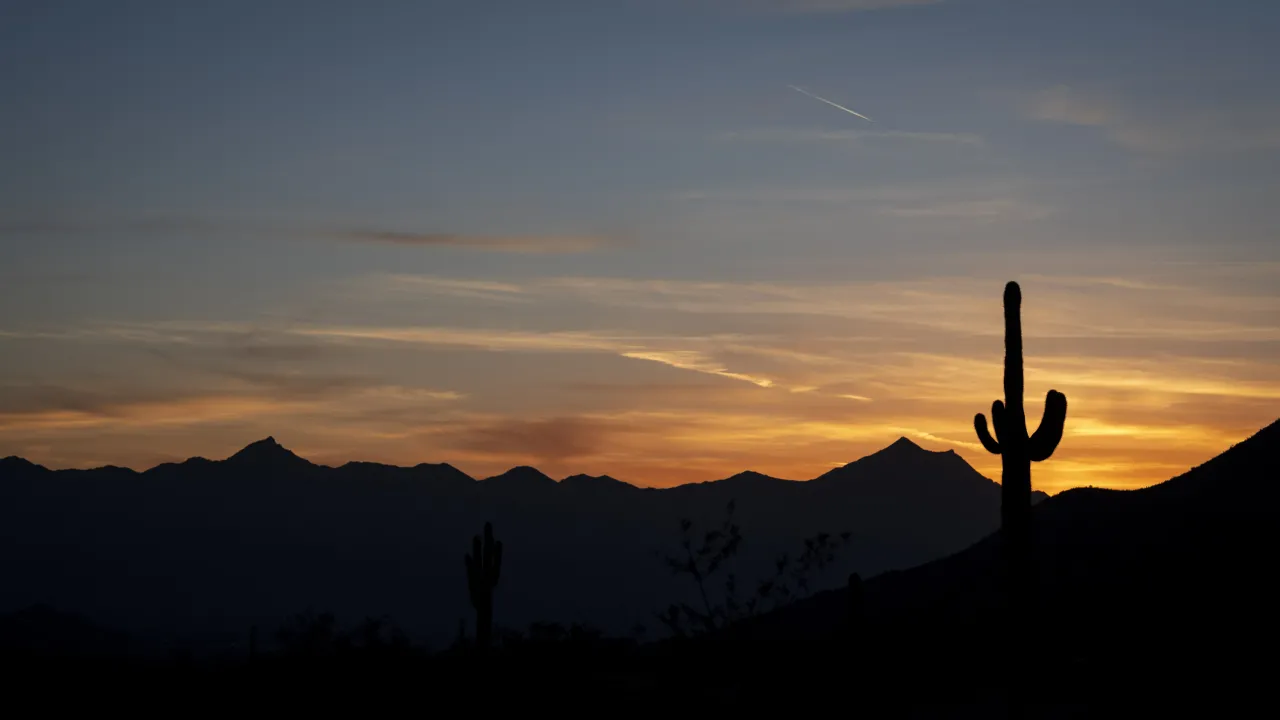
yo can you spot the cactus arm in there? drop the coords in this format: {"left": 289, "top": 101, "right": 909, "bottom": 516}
{"left": 1028, "top": 390, "right": 1068, "bottom": 462}
{"left": 991, "top": 400, "right": 1009, "bottom": 441}
{"left": 975, "top": 413, "right": 1002, "bottom": 455}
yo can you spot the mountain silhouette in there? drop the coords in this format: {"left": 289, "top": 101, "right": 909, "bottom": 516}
{"left": 724, "top": 418, "right": 1280, "bottom": 704}
{"left": 482, "top": 465, "right": 557, "bottom": 486}
{"left": 226, "top": 436, "right": 305, "bottom": 465}
{"left": 1, "top": 435, "right": 1036, "bottom": 652}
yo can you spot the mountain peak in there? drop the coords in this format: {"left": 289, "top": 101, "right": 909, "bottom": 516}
{"left": 813, "top": 434, "right": 979, "bottom": 485}
{"left": 561, "top": 473, "right": 618, "bottom": 484}
{"left": 482, "top": 466, "right": 556, "bottom": 486}
{"left": 724, "top": 470, "right": 782, "bottom": 483}
{"left": 0, "top": 455, "right": 45, "bottom": 473}
{"left": 226, "top": 437, "right": 310, "bottom": 467}
{"left": 560, "top": 474, "right": 639, "bottom": 492}
{"left": 888, "top": 436, "right": 924, "bottom": 452}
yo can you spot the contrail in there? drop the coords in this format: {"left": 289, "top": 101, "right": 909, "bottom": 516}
{"left": 788, "top": 84, "right": 873, "bottom": 123}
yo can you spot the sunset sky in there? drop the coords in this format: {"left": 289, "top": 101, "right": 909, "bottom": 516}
{"left": 2, "top": 0, "right": 1277, "bottom": 493}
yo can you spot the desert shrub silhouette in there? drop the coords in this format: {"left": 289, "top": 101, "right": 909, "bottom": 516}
{"left": 657, "top": 500, "right": 852, "bottom": 637}
{"left": 465, "top": 521, "right": 503, "bottom": 651}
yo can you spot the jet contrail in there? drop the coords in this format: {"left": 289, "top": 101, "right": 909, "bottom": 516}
{"left": 788, "top": 84, "right": 873, "bottom": 123}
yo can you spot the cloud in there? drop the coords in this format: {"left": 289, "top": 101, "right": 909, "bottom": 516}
{"left": 619, "top": 350, "right": 775, "bottom": 388}
{"left": 1028, "top": 84, "right": 1280, "bottom": 155}
{"left": 879, "top": 198, "right": 1053, "bottom": 220}
{"left": 0, "top": 395, "right": 312, "bottom": 432}
{"left": 1028, "top": 85, "right": 1113, "bottom": 128}
{"left": 0, "top": 381, "right": 462, "bottom": 434}
{"left": 20, "top": 262, "right": 1278, "bottom": 357}
{"left": 0, "top": 214, "right": 235, "bottom": 238}
{"left": 343, "top": 231, "right": 605, "bottom": 254}
{"left": 524, "top": 274, "right": 1280, "bottom": 342}
{"left": 0, "top": 384, "right": 191, "bottom": 417}
{"left": 445, "top": 417, "right": 612, "bottom": 464}
{"left": 361, "top": 276, "right": 531, "bottom": 304}
{"left": 287, "top": 324, "right": 781, "bottom": 388}
{"left": 216, "top": 369, "right": 381, "bottom": 401}
{"left": 726, "top": 0, "right": 944, "bottom": 12}
{"left": 720, "top": 129, "right": 983, "bottom": 146}
{"left": 670, "top": 181, "right": 1049, "bottom": 223}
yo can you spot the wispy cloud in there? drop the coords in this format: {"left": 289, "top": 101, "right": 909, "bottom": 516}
{"left": 0, "top": 214, "right": 238, "bottom": 237}
{"left": 378, "top": 273, "right": 1275, "bottom": 343}
{"left": 370, "top": 276, "right": 530, "bottom": 303}
{"left": 726, "top": 0, "right": 944, "bottom": 13}
{"left": 1028, "top": 84, "right": 1280, "bottom": 155}
{"left": 1029, "top": 85, "right": 1113, "bottom": 128}
{"left": 620, "top": 350, "right": 775, "bottom": 388}
{"left": 879, "top": 198, "right": 1053, "bottom": 220}
{"left": 343, "top": 231, "right": 606, "bottom": 254}
{"left": 671, "top": 181, "right": 1049, "bottom": 222}
{"left": 0, "top": 383, "right": 462, "bottom": 433}
{"left": 0, "top": 395, "right": 318, "bottom": 432}
{"left": 288, "top": 325, "right": 781, "bottom": 388}
{"left": 20, "top": 267, "right": 1279, "bottom": 350}
{"left": 720, "top": 128, "right": 983, "bottom": 146}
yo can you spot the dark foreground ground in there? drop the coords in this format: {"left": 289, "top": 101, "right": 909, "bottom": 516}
{"left": 3, "top": 615, "right": 1267, "bottom": 717}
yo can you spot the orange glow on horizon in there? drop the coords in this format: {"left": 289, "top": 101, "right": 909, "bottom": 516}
{"left": 1, "top": 269, "right": 1276, "bottom": 495}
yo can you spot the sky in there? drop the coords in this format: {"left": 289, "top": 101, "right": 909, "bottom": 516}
{"left": 1, "top": 0, "right": 1278, "bottom": 493}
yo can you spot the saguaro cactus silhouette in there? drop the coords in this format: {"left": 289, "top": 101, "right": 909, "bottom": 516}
{"left": 465, "top": 521, "right": 503, "bottom": 650}
{"left": 973, "top": 282, "right": 1067, "bottom": 672}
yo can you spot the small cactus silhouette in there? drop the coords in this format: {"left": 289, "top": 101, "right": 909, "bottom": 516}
{"left": 973, "top": 282, "right": 1066, "bottom": 697}
{"left": 465, "top": 521, "right": 503, "bottom": 651}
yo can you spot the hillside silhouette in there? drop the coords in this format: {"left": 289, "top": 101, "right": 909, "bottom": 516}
{"left": 717, "top": 417, "right": 1280, "bottom": 706}
{"left": 4, "top": 420, "right": 1275, "bottom": 711}
{"left": 0, "top": 434, "right": 1034, "bottom": 653}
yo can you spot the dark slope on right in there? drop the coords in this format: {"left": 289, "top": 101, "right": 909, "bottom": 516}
{"left": 732, "top": 418, "right": 1280, "bottom": 699}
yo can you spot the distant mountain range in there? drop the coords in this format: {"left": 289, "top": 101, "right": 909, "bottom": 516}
{"left": 0, "top": 435, "right": 1036, "bottom": 652}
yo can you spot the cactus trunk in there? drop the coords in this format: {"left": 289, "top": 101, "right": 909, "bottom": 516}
{"left": 974, "top": 282, "right": 1068, "bottom": 710}
{"left": 1000, "top": 284, "right": 1034, "bottom": 623}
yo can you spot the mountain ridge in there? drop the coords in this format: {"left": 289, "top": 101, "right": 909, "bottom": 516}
{"left": 2, "top": 433, "right": 1033, "bottom": 495}
{"left": 0, "top": 431, "right": 1026, "bottom": 648}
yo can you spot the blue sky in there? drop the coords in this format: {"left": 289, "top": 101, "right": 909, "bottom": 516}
{"left": 2, "top": 0, "right": 1278, "bottom": 490}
